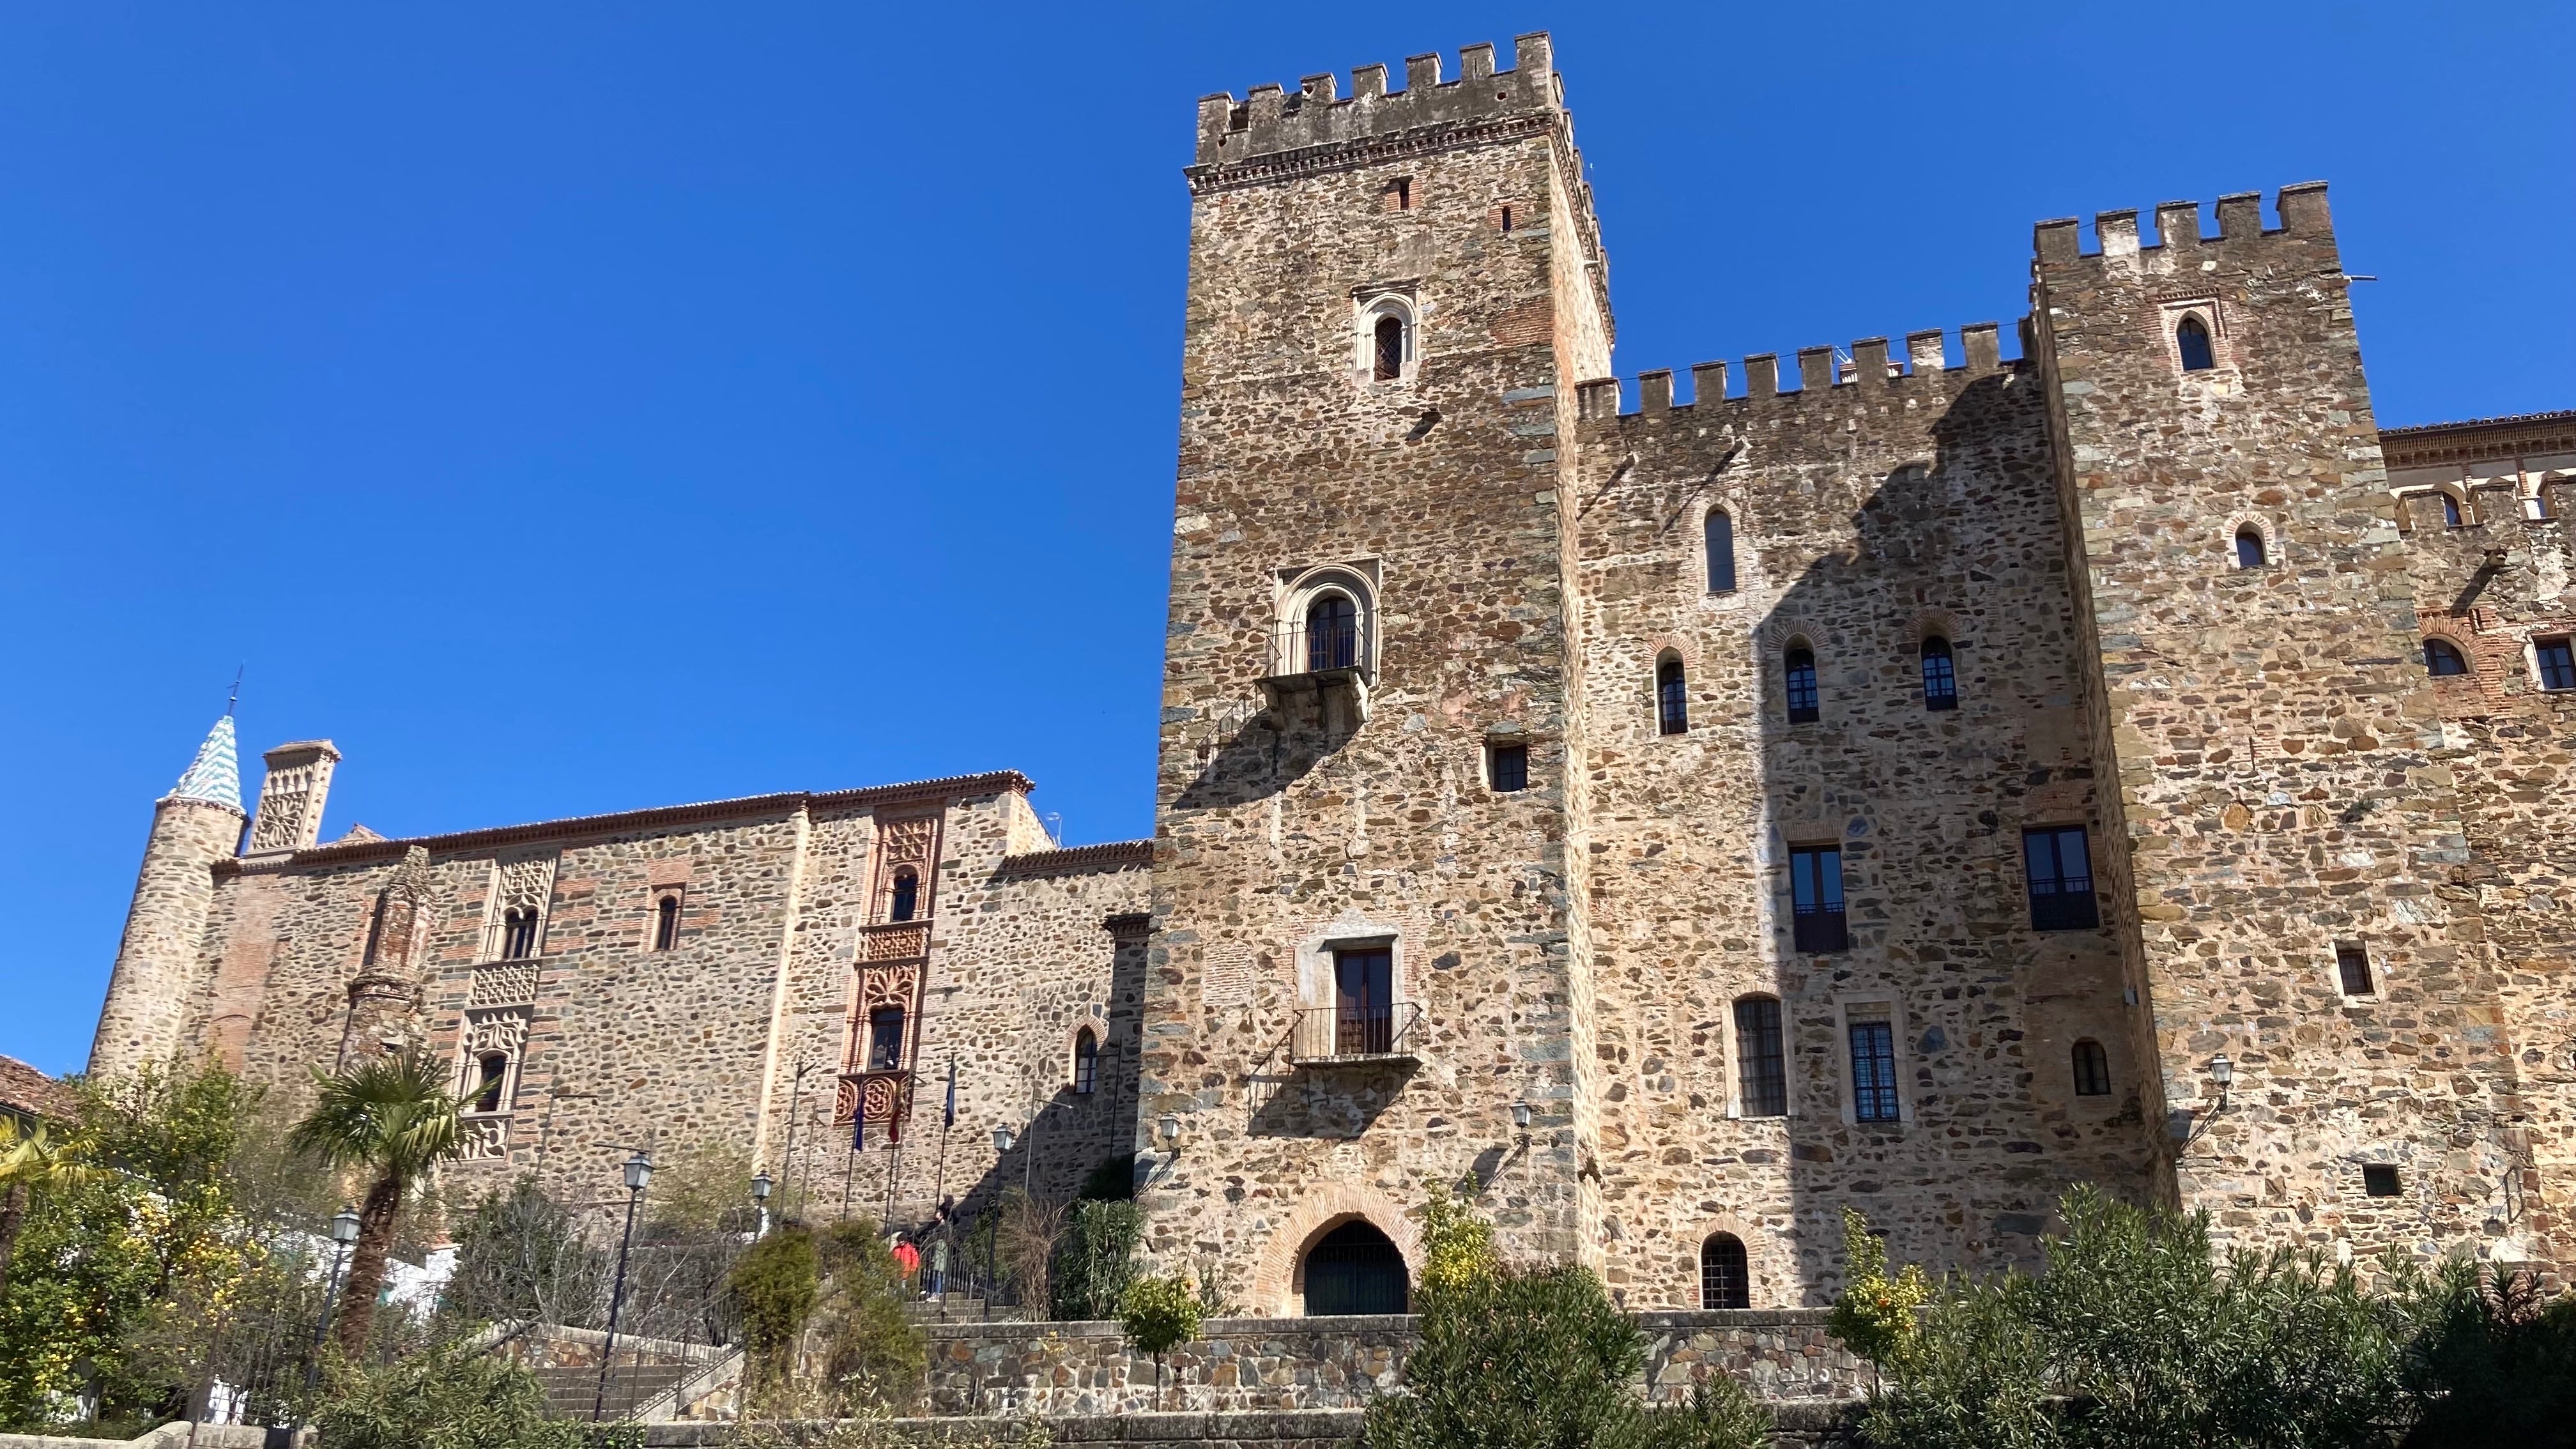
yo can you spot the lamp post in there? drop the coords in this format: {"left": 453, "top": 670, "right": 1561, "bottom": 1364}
{"left": 300, "top": 1207, "right": 362, "bottom": 1388}
{"left": 1510, "top": 1098, "right": 1533, "bottom": 1140}
{"left": 751, "top": 1170, "right": 774, "bottom": 1239}
{"left": 591, "top": 1149, "right": 654, "bottom": 1423}
{"left": 2209, "top": 1053, "right": 2235, "bottom": 1110}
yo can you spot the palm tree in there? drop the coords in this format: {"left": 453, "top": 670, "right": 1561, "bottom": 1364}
{"left": 288, "top": 1051, "right": 467, "bottom": 1355}
{"left": 0, "top": 1118, "right": 94, "bottom": 1302}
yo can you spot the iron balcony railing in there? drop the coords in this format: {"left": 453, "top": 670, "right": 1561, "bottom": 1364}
{"left": 1791, "top": 904, "right": 1849, "bottom": 954}
{"left": 1287, "top": 1000, "right": 1423, "bottom": 1064}
{"left": 1266, "top": 618, "right": 1372, "bottom": 680}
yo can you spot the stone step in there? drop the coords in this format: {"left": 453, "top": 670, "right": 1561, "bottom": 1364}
{"left": 530, "top": 1361, "right": 693, "bottom": 1420}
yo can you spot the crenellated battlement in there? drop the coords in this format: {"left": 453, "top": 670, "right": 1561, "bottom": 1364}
{"left": 1572, "top": 322, "right": 2011, "bottom": 430}
{"left": 2032, "top": 181, "right": 2336, "bottom": 269}
{"left": 1190, "top": 34, "right": 1560, "bottom": 179}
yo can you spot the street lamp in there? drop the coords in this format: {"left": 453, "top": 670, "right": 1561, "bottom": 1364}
{"left": 2209, "top": 1054, "right": 2235, "bottom": 1110}
{"left": 288, "top": 1204, "right": 364, "bottom": 1438}
{"left": 592, "top": 1149, "right": 654, "bottom": 1422}
{"left": 750, "top": 1170, "right": 774, "bottom": 1238}
{"left": 1158, "top": 1114, "right": 1179, "bottom": 1146}
{"left": 1510, "top": 1099, "right": 1533, "bottom": 1135}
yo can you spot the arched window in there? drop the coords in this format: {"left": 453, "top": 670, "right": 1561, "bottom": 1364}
{"left": 2175, "top": 314, "right": 2215, "bottom": 372}
{"left": 1302, "top": 1220, "right": 1407, "bottom": 1315}
{"left": 1732, "top": 996, "right": 1786, "bottom": 1117}
{"left": 2441, "top": 493, "right": 2465, "bottom": 528}
{"left": 471, "top": 1052, "right": 509, "bottom": 1114}
{"left": 2424, "top": 639, "right": 2469, "bottom": 677}
{"left": 1699, "top": 1233, "right": 1751, "bottom": 1310}
{"left": 1920, "top": 637, "right": 1958, "bottom": 712}
{"left": 866, "top": 1006, "right": 907, "bottom": 1071}
{"left": 1373, "top": 314, "right": 1406, "bottom": 381}
{"left": 1655, "top": 656, "right": 1689, "bottom": 735}
{"left": 889, "top": 868, "right": 919, "bottom": 923}
{"left": 2234, "top": 526, "right": 2266, "bottom": 569}
{"left": 1704, "top": 509, "right": 1736, "bottom": 593}
{"left": 2071, "top": 1039, "right": 2111, "bottom": 1097}
{"left": 500, "top": 907, "right": 539, "bottom": 961}
{"left": 1072, "top": 1028, "right": 1099, "bottom": 1095}
{"left": 1784, "top": 647, "right": 1820, "bottom": 723}
{"left": 653, "top": 894, "right": 681, "bottom": 951}
{"left": 1307, "top": 594, "right": 1359, "bottom": 671}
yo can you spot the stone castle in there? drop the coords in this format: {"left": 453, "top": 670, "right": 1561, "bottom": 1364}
{"left": 89, "top": 33, "right": 2576, "bottom": 1315}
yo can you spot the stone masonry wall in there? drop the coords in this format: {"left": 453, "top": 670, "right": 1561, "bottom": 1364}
{"left": 1568, "top": 339, "right": 2152, "bottom": 1306}
{"left": 91, "top": 796, "right": 243, "bottom": 1080}
{"left": 2032, "top": 188, "right": 2533, "bottom": 1264}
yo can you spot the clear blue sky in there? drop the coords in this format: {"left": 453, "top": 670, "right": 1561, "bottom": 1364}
{"left": 4, "top": 4, "right": 2567, "bottom": 1075}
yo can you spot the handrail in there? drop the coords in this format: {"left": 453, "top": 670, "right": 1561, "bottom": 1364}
{"left": 1286, "top": 1001, "right": 1423, "bottom": 1063}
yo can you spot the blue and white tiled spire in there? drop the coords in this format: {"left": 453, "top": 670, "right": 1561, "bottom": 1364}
{"left": 166, "top": 715, "right": 243, "bottom": 811}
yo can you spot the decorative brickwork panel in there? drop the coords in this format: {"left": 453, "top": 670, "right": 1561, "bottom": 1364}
{"left": 860, "top": 924, "right": 928, "bottom": 962}
{"left": 469, "top": 962, "right": 539, "bottom": 1006}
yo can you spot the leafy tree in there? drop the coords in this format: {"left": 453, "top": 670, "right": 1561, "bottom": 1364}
{"left": 2391, "top": 1257, "right": 2576, "bottom": 1448}
{"left": 1118, "top": 1271, "right": 1202, "bottom": 1397}
{"left": 728, "top": 1227, "right": 821, "bottom": 1393}
{"left": 1365, "top": 1264, "right": 1643, "bottom": 1449}
{"left": 0, "top": 1119, "right": 95, "bottom": 1303}
{"left": 286, "top": 1052, "right": 467, "bottom": 1356}
{"left": 312, "top": 1337, "right": 586, "bottom": 1449}
{"left": 1414, "top": 1177, "right": 1498, "bottom": 1297}
{"left": 1827, "top": 1209, "right": 1929, "bottom": 1374}
{"left": 440, "top": 1175, "right": 610, "bottom": 1331}
{"left": 1054, "top": 1198, "right": 1142, "bottom": 1321}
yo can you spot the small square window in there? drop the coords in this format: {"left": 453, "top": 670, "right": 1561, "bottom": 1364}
{"left": 1384, "top": 177, "right": 1413, "bottom": 211}
{"left": 2335, "top": 944, "right": 2374, "bottom": 997}
{"left": 2362, "top": 1164, "right": 2401, "bottom": 1197}
{"left": 1488, "top": 742, "right": 1529, "bottom": 793}
{"left": 2538, "top": 638, "right": 2576, "bottom": 692}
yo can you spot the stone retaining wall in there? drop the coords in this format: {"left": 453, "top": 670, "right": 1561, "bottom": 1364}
{"left": 916, "top": 1310, "right": 1863, "bottom": 1415}
{"left": 641, "top": 1402, "right": 1861, "bottom": 1449}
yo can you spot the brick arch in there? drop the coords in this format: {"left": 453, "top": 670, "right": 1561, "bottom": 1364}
{"left": 1685, "top": 1216, "right": 1761, "bottom": 1308}
{"left": 2224, "top": 512, "right": 2281, "bottom": 564}
{"left": 1245, "top": 1183, "right": 1419, "bottom": 1316}
{"left": 1754, "top": 614, "right": 1824, "bottom": 654}
{"left": 1906, "top": 608, "right": 1963, "bottom": 647}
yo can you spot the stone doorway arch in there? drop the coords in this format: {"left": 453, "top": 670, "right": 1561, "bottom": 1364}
{"left": 1247, "top": 1183, "right": 1420, "bottom": 1316}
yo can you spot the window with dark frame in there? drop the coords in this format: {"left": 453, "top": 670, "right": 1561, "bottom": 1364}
{"left": 653, "top": 893, "right": 681, "bottom": 951}
{"left": 2336, "top": 944, "right": 2375, "bottom": 997}
{"left": 2023, "top": 827, "right": 2100, "bottom": 931}
{"left": 1784, "top": 647, "right": 1820, "bottom": 723}
{"left": 1699, "top": 1234, "right": 1751, "bottom": 1310}
{"left": 1790, "top": 846, "right": 1848, "bottom": 953}
{"left": 2442, "top": 493, "right": 2465, "bottom": 528}
{"left": 1072, "top": 1028, "right": 1099, "bottom": 1094}
{"left": 1308, "top": 594, "right": 1360, "bottom": 671}
{"left": 2363, "top": 1164, "right": 2401, "bottom": 1198}
{"left": 2424, "top": 639, "right": 2469, "bottom": 677}
{"left": 500, "top": 907, "right": 539, "bottom": 961}
{"left": 2235, "top": 528, "right": 2266, "bottom": 569}
{"left": 472, "top": 1053, "right": 509, "bottom": 1114}
{"left": 1373, "top": 314, "right": 1405, "bottom": 381}
{"left": 2538, "top": 638, "right": 2576, "bottom": 691}
{"left": 1332, "top": 946, "right": 1395, "bottom": 1055}
{"left": 1848, "top": 1018, "right": 1899, "bottom": 1123}
{"left": 1733, "top": 996, "right": 1787, "bottom": 1117}
{"left": 2175, "top": 314, "right": 2215, "bottom": 371}
{"left": 1657, "top": 657, "right": 1689, "bottom": 735}
{"left": 1489, "top": 742, "right": 1529, "bottom": 793}
{"left": 1920, "top": 637, "right": 1958, "bottom": 712}
{"left": 889, "top": 868, "right": 920, "bottom": 923}
{"left": 1705, "top": 509, "right": 1736, "bottom": 593}
{"left": 2072, "top": 1039, "right": 2112, "bottom": 1097}
{"left": 866, "top": 1006, "right": 907, "bottom": 1071}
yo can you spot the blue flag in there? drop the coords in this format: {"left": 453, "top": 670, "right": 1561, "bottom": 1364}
{"left": 852, "top": 1111, "right": 866, "bottom": 1151}
{"left": 942, "top": 1059, "right": 957, "bottom": 1128}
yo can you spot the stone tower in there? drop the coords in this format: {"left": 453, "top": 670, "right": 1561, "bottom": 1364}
{"left": 91, "top": 716, "right": 247, "bottom": 1078}
{"left": 2030, "top": 189, "right": 2538, "bottom": 1257}
{"left": 1137, "top": 34, "right": 1615, "bottom": 1310}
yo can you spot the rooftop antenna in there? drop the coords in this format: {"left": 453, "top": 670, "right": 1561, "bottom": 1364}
{"left": 227, "top": 665, "right": 243, "bottom": 717}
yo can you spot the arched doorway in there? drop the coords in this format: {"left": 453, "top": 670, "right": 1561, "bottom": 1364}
{"left": 1301, "top": 1220, "right": 1408, "bottom": 1315}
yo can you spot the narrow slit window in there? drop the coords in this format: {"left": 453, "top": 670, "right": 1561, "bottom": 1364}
{"left": 1699, "top": 1234, "right": 1751, "bottom": 1310}
{"left": 888, "top": 868, "right": 919, "bottom": 923}
{"left": 2175, "top": 314, "right": 2215, "bottom": 372}
{"left": 1790, "top": 846, "right": 1848, "bottom": 953}
{"left": 1704, "top": 509, "right": 1736, "bottom": 593}
{"left": 500, "top": 907, "right": 540, "bottom": 961}
{"left": 1072, "top": 1028, "right": 1099, "bottom": 1095}
{"left": 1488, "top": 742, "right": 1529, "bottom": 793}
{"left": 1784, "top": 647, "right": 1820, "bottom": 723}
{"left": 2336, "top": 944, "right": 2375, "bottom": 997}
{"left": 2235, "top": 527, "right": 2267, "bottom": 569}
{"left": 1848, "top": 1018, "right": 1899, "bottom": 1123}
{"left": 2023, "top": 827, "right": 2100, "bottom": 931}
{"left": 2540, "top": 638, "right": 2576, "bottom": 691}
{"left": 471, "top": 1053, "right": 509, "bottom": 1114}
{"left": 1656, "top": 657, "right": 1689, "bottom": 735}
{"left": 1498, "top": 204, "right": 1513, "bottom": 234}
{"left": 2442, "top": 493, "right": 2465, "bottom": 528}
{"left": 1920, "top": 637, "right": 1958, "bottom": 712}
{"left": 1733, "top": 996, "right": 1786, "bottom": 1117}
{"left": 2423, "top": 639, "right": 2468, "bottom": 677}
{"left": 866, "top": 1006, "right": 907, "bottom": 1071}
{"left": 2072, "top": 1039, "right": 2111, "bottom": 1097}
{"left": 653, "top": 893, "right": 681, "bottom": 951}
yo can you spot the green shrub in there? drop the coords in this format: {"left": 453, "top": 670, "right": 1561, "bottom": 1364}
{"left": 2393, "top": 1257, "right": 2576, "bottom": 1448}
{"left": 1365, "top": 1263, "right": 1643, "bottom": 1449}
{"left": 1054, "top": 1199, "right": 1143, "bottom": 1321}
{"left": 1119, "top": 1271, "right": 1203, "bottom": 1361}
{"left": 812, "top": 1220, "right": 926, "bottom": 1414}
{"left": 1598, "top": 1381, "right": 1771, "bottom": 1449}
{"left": 728, "top": 1228, "right": 820, "bottom": 1390}
{"left": 1414, "top": 1178, "right": 1498, "bottom": 1297}
{"left": 314, "top": 1338, "right": 585, "bottom": 1449}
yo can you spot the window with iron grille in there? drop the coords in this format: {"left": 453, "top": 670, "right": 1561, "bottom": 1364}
{"left": 2336, "top": 944, "right": 2375, "bottom": 997}
{"left": 1920, "top": 637, "right": 1958, "bottom": 712}
{"left": 1307, "top": 594, "right": 1360, "bottom": 671}
{"left": 1656, "top": 657, "right": 1689, "bottom": 735}
{"left": 1489, "top": 742, "right": 1529, "bottom": 793}
{"left": 2023, "top": 827, "right": 2099, "bottom": 931}
{"left": 1699, "top": 1234, "right": 1750, "bottom": 1309}
{"left": 2539, "top": 638, "right": 2576, "bottom": 691}
{"left": 1784, "top": 647, "right": 1819, "bottom": 723}
{"left": 2072, "top": 1039, "right": 2111, "bottom": 1097}
{"left": 1733, "top": 996, "right": 1786, "bottom": 1117}
{"left": 1790, "top": 846, "right": 1847, "bottom": 953}
{"left": 500, "top": 907, "right": 540, "bottom": 961}
{"left": 1848, "top": 1018, "right": 1899, "bottom": 1123}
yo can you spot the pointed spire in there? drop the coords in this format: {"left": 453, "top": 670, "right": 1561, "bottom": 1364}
{"left": 167, "top": 715, "right": 244, "bottom": 812}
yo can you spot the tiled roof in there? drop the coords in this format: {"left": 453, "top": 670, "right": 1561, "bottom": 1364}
{"left": 167, "top": 715, "right": 243, "bottom": 812}
{"left": 0, "top": 1055, "right": 75, "bottom": 1123}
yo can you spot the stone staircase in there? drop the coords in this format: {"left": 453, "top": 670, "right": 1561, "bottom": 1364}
{"left": 530, "top": 1360, "right": 696, "bottom": 1421}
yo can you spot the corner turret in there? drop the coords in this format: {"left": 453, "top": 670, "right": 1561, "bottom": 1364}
{"left": 89, "top": 717, "right": 249, "bottom": 1078}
